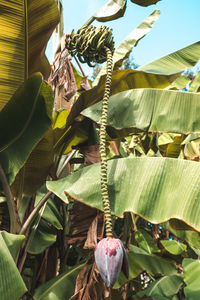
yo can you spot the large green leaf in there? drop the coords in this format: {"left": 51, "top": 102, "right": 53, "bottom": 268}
{"left": 26, "top": 218, "right": 57, "bottom": 254}
{"left": 138, "top": 42, "right": 200, "bottom": 75}
{"left": 135, "top": 229, "right": 160, "bottom": 254}
{"left": 130, "top": 0, "right": 161, "bottom": 6}
{"left": 94, "top": 0, "right": 126, "bottom": 22}
{"left": 0, "top": 73, "right": 54, "bottom": 185}
{"left": 183, "top": 258, "right": 200, "bottom": 299}
{"left": 34, "top": 264, "right": 84, "bottom": 300}
{"left": 26, "top": 186, "right": 62, "bottom": 254}
{"left": 160, "top": 240, "right": 187, "bottom": 255}
{"left": 11, "top": 129, "right": 54, "bottom": 196}
{"left": 93, "top": 9, "right": 160, "bottom": 86}
{"left": 115, "top": 245, "right": 177, "bottom": 289}
{"left": 161, "top": 222, "right": 200, "bottom": 256}
{"left": 0, "top": 0, "right": 59, "bottom": 110}
{"left": 47, "top": 157, "right": 200, "bottom": 232}
{"left": 0, "top": 232, "right": 27, "bottom": 300}
{"left": 137, "top": 275, "right": 183, "bottom": 299}
{"left": 1, "top": 231, "right": 25, "bottom": 261}
{"left": 82, "top": 88, "right": 200, "bottom": 138}
{"left": 66, "top": 71, "right": 177, "bottom": 128}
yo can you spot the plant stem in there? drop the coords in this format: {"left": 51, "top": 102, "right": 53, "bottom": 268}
{"left": 19, "top": 150, "right": 76, "bottom": 235}
{"left": 0, "top": 164, "right": 21, "bottom": 233}
{"left": 82, "top": 16, "right": 95, "bottom": 27}
{"left": 74, "top": 55, "right": 86, "bottom": 77}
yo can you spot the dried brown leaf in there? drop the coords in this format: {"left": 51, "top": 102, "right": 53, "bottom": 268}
{"left": 67, "top": 202, "right": 104, "bottom": 247}
{"left": 70, "top": 260, "right": 104, "bottom": 300}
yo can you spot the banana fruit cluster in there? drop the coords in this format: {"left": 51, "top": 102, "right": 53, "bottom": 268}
{"left": 65, "top": 25, "right": 114, "bottom": 67}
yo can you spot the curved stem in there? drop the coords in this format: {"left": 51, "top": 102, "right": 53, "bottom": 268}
{"left": 0, "top": 164, "right": 21, "bottom": 233}
{"left": 19, "top": 150, "right": 76, "bottom": 235}
{"left": 99, "top": 47, "right": 113, "bottom": 238}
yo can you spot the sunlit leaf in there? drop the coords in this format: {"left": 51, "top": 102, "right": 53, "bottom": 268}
{"left": 130, "top": 0, "right": 161, "bottom": 6}
{"left": 115, "top": 245, "right": 177, "bottom": 288}
{"left": 160, "top": 240, "right": 187, "bottom": 255}
{"left": 166, "top": 75, "right": 191, "bottom": 90}
{"left": 33, "top": 264, "right": 84, "bottom": 300}
{"left": 183, "top": 258, "right": 200, "bottom": 299}
{"left": 66, "top": 70, "right": 177, "bottom": 128}
{"left": 82, "top": 89, "right": 200, "bottom": 139}
{"left": 47, "top": 157, "right": 200, "bottom": 232}
{"left": 93, "top": 9, "right": 160, "bottom": 85}
{"left": 138, "top": 42, "right": 200, "bottom": 75}
{"left": 137, "top": 275, "right": 183, "bottom": 299}
{"left": 94, "top": 0, "right": 126, "bottom": 22}
{"left": 189, "top": 70, "right": 200, "bottom": 92}
{"left": 0, "top": 0, "right": 59, "bottom": 109}
{"left": 135, "top": 229, "right": 160, "bottom": 254}
{"left": 0, "top": 233, "right": 27, "bottom": 300}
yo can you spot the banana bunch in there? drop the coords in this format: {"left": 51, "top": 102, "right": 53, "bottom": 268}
{"left": 65, "top": 25, "right": 114, "bottom": 67}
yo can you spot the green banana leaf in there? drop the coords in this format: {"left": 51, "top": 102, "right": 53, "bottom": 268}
{"left": 189, "top": 70, "right": 200, "bottom": 92}
{"left": 26, "top": 186, "right": 62, "bottom": 254}
{"left": 11, "top": 129, "right": 54, "bottom": 197}
{"left": 166, "top": 75, "right": 191, "bottom": 90}
{"left": 115, "top": 244, "right": 177, "bottom": 289}
{"left": 47, "top": 156, "right": 200, "bottom": 232}
{"left": 138, "top": 42, "right": 200, "bottom": 75}
{"left": 1, "top": 231, "right": 25, "bottom": 261}
{"left": 33, "top": 264, "right": 84, "bottom": 300}
{"left": 183, "top": 258, "right": 200, "bottom": 299}
{"left": 94, "top": 0, "right": 126, "bottom": 22}
{"left": 0, "top": 73, "right": 54, "bottom": 185}
{"left": 0, "top": 0, "right": 59, "bottom": 110}
{"left": 135, "top": 229, "right": 160, "bottom": 254}
{"left": 26, "top": 218, "right": 57, "bottom": 254}
{"left": 66, "top": 70, "right": 177, "bottom": 128}
{"left": 93, "top": 9, "right": 160, "bottom": 86}
{"left": 0, "top": 233, "right": 27, "bottom": 300}
{"left": 160, "top": 240, "right": 187, "bottom": 255}
{"left": 161, "top": 222, "right": 200, "bottom": 257}
{"left": 137, "top": 275, "right": 183, "bottom": 299}
{"left": 130, "top": 0, "right": 161, "bottom": 6}
{"left": 82, "top": 88, "right": 200, "bottom": 138}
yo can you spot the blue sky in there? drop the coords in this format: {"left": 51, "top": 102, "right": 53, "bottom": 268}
{"left": 46, "top": 0, "right": 200, "bottom": 75}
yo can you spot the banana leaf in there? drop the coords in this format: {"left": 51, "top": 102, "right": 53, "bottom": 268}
{"left": 82, "top": 88, "right": 200, "bottom": 138}
{"left": 0, "top": 74, "right": 54, "bottom": 185}
{"left": 47, "top": 156, "right": 200, "bottom": 232}
{"left": 0, "top": 233, "right": 27, "bottom": 300}
{"left": 1, "top": 231, "right": 25, "bottom": 260}
{"left": 66, "top": 71, "right": 177, "bottom": 128}
{"left": 138, "top": 42, "right": 200, "bottom": 75}
{"left": 130, "top": 0, "right": 161, "bottom": 6}
{"left": 11, "top": 129, "right": 54, "bottom": 197}
{"left": 94, "top": 0, "right": 126, "bottom": 22}
{"left": 183, "top": 258, "right": 200, "bottom": 299}
{"left": 33, "top": 264, "right": 84, "bottom": 300}
{"left": 0, "top": 0, "right": 59, "bottom": 110}
{"left": 115, "top": 244, "right": 177, "bottom": 289}
{"left": 93, "top": 9, "right": 160, "bottom": 86}
{"left": 189, "top": 70, "right": 200, "bottom": 92}
{"left": 160, "top": 240, "right": 187, "bottom": 255}
{"left": 137, "top": 275, "right": 183, "bottom": 299}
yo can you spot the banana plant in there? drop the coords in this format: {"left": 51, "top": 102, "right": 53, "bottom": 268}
{"left": 1, "top": 0, "right": 200, "bottom": 299}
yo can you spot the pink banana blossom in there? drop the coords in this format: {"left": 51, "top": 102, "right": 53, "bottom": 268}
{"left": 95, "top": 238, "right": 129, "bottom": 288}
